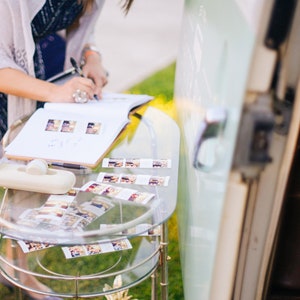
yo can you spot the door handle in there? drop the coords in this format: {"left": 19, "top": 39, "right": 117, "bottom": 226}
{"left": 193, "top": 107, "right": 227, "bottom": 171}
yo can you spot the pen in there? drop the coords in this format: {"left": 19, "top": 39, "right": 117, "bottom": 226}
{"left": 70, "top": 57, "right": 99, "bottom": 100}
{"left": 51, "top": 162, "right": 87, "bottom": 170}
{"left": 70, "top": 57, "right": 85, "bottom": 77}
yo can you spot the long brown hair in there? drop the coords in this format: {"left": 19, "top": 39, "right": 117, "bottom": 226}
{"left": 81, "top": 0, "right": 94, "bottom": 12}
{"left": 70, "top": 0, "right": 135, "bottom": 31}
{"left": 78, "top": 0, "right": 94, "bottom": 13}
{"left": 67, "top": 0, "right": 94, "bottom": 32}
{"left": 121, "top": 0, "right": 135, "bottom": 14}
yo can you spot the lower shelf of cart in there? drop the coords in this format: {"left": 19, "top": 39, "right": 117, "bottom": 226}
{"left": 0, "top": 235, "right": 160, "bottom": 297}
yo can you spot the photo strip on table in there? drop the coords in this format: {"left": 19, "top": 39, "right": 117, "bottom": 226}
{"left": 81, "top": 181, "right": 155, "bottom": 204}
{"left": 97, "top": 172, "right": 170, "bottom": 187}
{"left": 62, "top": 239, "right": 132, "bottom": 259}
{"left": 102, "top": 158, "right": 172, "bottom": 169}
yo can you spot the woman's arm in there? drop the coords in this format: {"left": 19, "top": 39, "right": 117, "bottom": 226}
{"left": 81, "top": 46, "right": 108, "bottom": 99}
{"left": 0, "top": 68, "right": 97, "bottom": 102}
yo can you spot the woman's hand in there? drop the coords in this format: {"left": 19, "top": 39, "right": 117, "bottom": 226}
{"left": 82, "top": 51, "right": 108, "bottom": 99}
{"left": 48, "top": 76, "right": 97, "bottom": 103}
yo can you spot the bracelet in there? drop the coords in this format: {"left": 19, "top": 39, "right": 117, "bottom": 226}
{"left": 81, "top": 45, "right": 101, "bottom": 65}
{"left": 84, "top": 49, "right": 99, "bottom": 59}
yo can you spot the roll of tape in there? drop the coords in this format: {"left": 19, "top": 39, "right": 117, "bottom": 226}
{"left": 26, "top": 159, "right": 48, "bottom": 175}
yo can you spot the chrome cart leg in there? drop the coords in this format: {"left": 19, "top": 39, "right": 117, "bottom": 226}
{"left": 160, "top": 222, "right": 169, "bottom": 300}
{"left": 11, "top": 240, "right": 24, "bottom": 300}
{"left": 151, "top": 269, "right": 158, "bottom": 300}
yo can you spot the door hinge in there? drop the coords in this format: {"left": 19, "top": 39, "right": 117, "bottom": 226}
{"left": 233, "top": 94, "right": 274, "bottom": 179}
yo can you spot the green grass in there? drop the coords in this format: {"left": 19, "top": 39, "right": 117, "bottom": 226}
{"left": 127, "top": 62, "right": 183, "bottom": 299}
{"left": 128, "top": 63, "right": 176, "bottom": 102}
{"left": 0, "top": 62, "right": 183, "bottom": 300}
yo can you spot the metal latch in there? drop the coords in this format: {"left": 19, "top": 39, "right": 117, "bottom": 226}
{"left": 233, "top": 94, "right": 274, "bottom": 179}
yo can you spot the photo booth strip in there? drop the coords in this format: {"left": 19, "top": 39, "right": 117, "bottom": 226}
{"left": 16, "top": 189, "right": 114, "bottom": 233}
{"left": 17, "top": 240, "right": 55, "bottom": 253}
{"left": 80, "top": 181, "right": 155, "bottom": 204}
{"left": 17, "top": 238, "right": 132, "bottom": 258}
{"left": 62, "top": 239, "right": 132, "bottom": 259}
{"left": 102, "top": 158, "right": 172, "bottom": 169}
{"left": 14, "top": 189, "right": 116, "bottom": 251}
{"left": 97, "top": 172, "right": 170, "bottom": 187}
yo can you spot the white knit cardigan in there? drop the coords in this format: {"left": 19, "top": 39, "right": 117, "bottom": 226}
{"left": 0, "top": 0, "right": 105, "bottom": 126}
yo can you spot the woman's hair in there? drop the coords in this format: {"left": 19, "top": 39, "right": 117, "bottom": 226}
{"left": 67, "top": 0, "right": 94, "bottom": 32}
{"left": 121, "top": 0, "right": 135, "bottom": 14}
{"left": 79, "top": 0, "right": 94, "bottom": 12}
{"left": 70, "top": 0, "right": 135, "bottom": 31}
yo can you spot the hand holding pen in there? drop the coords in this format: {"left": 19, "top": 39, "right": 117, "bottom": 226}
{"left": 70, "top": 56, "right": 108, "bottom": 100}
{"left": 70, "top": 57, "right": 98, "bottom": 102}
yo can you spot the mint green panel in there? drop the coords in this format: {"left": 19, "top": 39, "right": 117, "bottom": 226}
{"left": 175, "top": 0, "right": 257, "bottom": 298}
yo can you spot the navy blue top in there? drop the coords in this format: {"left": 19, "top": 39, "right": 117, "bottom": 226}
{"left": 32, "top": 0, "right": 83, "bottom": 81}
{"left": 31, "top": 0, "right": 83, "bottom": 41}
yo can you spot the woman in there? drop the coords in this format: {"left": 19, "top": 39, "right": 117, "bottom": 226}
{"left": 0, "top": 0, "right": 134, "bottom": 139}
{"left": 0, "top": 1, "right": 135, "bottom": 299}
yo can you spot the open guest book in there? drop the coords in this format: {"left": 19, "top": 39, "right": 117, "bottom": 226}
{"left": 4, "top": 93, "right": 153, "bottom": 168}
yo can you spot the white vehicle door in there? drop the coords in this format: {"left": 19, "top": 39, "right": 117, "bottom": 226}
{"left": 175, "top": 0, "right": 300, "bottom": 299}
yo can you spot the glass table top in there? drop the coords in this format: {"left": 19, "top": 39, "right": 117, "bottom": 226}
{"left": 0, "top": 107, "right": 180, "bottom": 245}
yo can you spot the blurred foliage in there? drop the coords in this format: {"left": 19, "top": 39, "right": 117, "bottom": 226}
{"left": 127, "top": 63, "right": 177, "bottom": 121}
{"left": 128, "top": 63, "right": 176, "bottom": 103}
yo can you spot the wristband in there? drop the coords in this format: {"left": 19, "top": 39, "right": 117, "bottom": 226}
{"left": 81, "top": 45, "right": 101, "bottom": 65}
